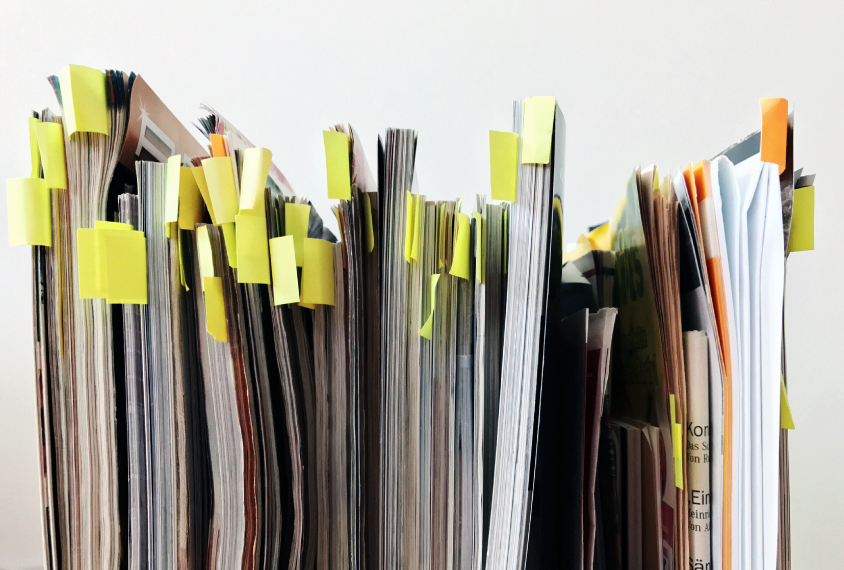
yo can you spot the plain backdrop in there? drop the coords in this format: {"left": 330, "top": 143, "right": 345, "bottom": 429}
{"left": 1, "top": 1, "right": 841, "bottom": 568}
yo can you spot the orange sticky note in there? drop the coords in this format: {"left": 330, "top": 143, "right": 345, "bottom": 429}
{"left": 760, "top": 98, "right": 788, "bottom": 175}
{"left": 210, "top": 134, "right": 227, "bottom": 158}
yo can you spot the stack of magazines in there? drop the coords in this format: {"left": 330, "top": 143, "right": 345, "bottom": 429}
{"left": 7, "top": 66, "right": 813, "bottom": 570}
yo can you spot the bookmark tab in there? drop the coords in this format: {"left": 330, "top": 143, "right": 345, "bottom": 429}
{"left": 521, "top": 96, "right": 556, "bottom": 165}
{"left": 449, "top": 213, "right": 471, "bottom": 280}
{"left": 760, "top": 98, "right": 788, "bottom": 175}
{"left": 285, "top": 203, "right": 311, "bottom": 267}
{"left": 7, "top": 178, "right": 51, "bottom": 247}
{"left": 411, "top": 194, "right": 423, "bottom": 261}
{"left": 57, "top": 65, "right": 109, "bottom": 136}
{"left": 210, "top": 134, "right": 227, "bottom": 158}
{"left": 178, "top": 166, "right": 202, "bottom": 230}
{"left": 34, "top": 122, "right": 68, "bottom": 189}
{"left": 94, "top": 221, "right": 132, "bottom": 231}
{"left": 103, "top": 230, "right": 147, "bottom": 304}
{"left": 201, "top": 157, "right": 239, "bottom": 224}
{"left": 419, "top": 273, "right": 440, "bottom": 339}
{"left": 472, "top": 212, "right": 485, "bottom": 283}
{"left": 300, "top": 238, "right": 335, "bottom": 306}
{"left": 29, "top": 117, "right": 41, "bottom": 178}
{"left": 669, "top": 394, "right": 683, "bottom": 489}
{"left": 780, "top": 376, "right": 795, "bottom": 430}
{"left": 362, "top": 192, "right": 375, "bottom": 253}
{"left": 235, "top": 211, "right": 271, "bottom": 284}
{"left": 787, "top": 185, "right": 814, "bottom": 253}
{"left": 165, "top": 155, "right": 183, "bottom": 225}
{"left": 221, "top": 222, "right": 238, "bottom": 268}
{"left": 203, "top": 276, "right": 228, "bottom": 342}
{"left": 192, "top": 166, "right": 217, "bottom": 225}
{"left": 323, "top": 131, "right": 352, "bottom": 200}
{"left": 240, "top": 147, "right": 272, "bottom": 211}
{"left": 270, "top": 235, "right": 300, "bottom": 305}
{"left": 489, "top": 131, "right": 519, "bottom": 201}
{"left": 405, "top": 192, "right": 416, "bottom": 262}
{"left": 196, "top": 225, "right": 215, "bottom": 291}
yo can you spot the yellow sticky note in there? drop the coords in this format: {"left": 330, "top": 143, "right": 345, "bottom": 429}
{"left": 192, "top": 166, "right": 217, "bottom": 225}
{"left": 221, "top": 222, "right": 238, "bottom": 268}
{"left": 201, "top": 157, "right": 239, "bottom": 224}
{"left": 300, "top": 238, "right": 335, "bottom": 306}
{"left": 178, "top": 167, "right": 202, "bottom": 230}
{"left": 419, "top": 273, "right": 440, "bottom": 339}
{"left": 285, "top": 202, "right": 311, "bottom": 267}
{"left": 323, "top": 131, "right": 351, "bottom": 200}
{"left": 449, "top": 213, "right": 471, "bottom": 280}
{"left": 196, "top": 225, "right": 215, "bottom": 291}
{"left": 57, "top": 65, "right": 109, "bottom": 136}
{"left": 34, "top": 122, "right": 68, "bottom": 190}
{"left": 203, "top": 276, "right": 228, "bottom": 342}
{"left": 438, "top": 203, "right": 446, "bottom": 270}
{"left": 77, "top": 228, "right": 104, "bottom": 298}
{"left": 673, "top": 423, "right": 684, "bottom": 489}
{"left": 411, "top": 195, "right": 423, "bottom": 261}
{"left": 94, "top": 221, "right": 132, "bottom": 231}
{"left": 7, "top": 178, "right": 51, "bottom": 246}
{"left": 587, "top": 222, "right": 611, "bottom": 251}
{"left": 270, "top": 235, "right": 300, "bottom": 305}
{"left": 521, "top": 96, "right": 556, "bottom": 165}
{"left": 503, "top": 207, "right": 508, "bottom": 274}
{"left": 472, "top": 212, "right": 485, "bottom": 283}
{"left": 489, "top": 131, "right": 519, "bottom": 201}
{"left": 781, "top": 377, "right": 795, "bottom": 430}
{"left": 103, "top": 230, "right": 147, "bottom": 304}
{"left": 362, "top": 192, "right": 375, "bottom": 253}
{"left": 240, "top": 147, "right": 272, "bottom": 212}
{"left": 788, "top": 186, "right": 814, "bottom": 253}
{"left": 236, "top": 211, "right": 271, "bottom": 284}
{"left": 405, "top": 191, "right": 416, "bottom": 262}
{"left": 165, "top": 155, "right": 183, "bottom": 225}
{"left": 29, "top": 117, "right": 41, "bottom": 178}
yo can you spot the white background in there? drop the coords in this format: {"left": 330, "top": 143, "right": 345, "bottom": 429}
{"left": 0, "top": 1, "right": 841, "bottom": 568}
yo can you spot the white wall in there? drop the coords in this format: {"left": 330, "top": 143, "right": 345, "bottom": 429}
{"left": 1, "top": 1, "right": 841, "bottom": 568}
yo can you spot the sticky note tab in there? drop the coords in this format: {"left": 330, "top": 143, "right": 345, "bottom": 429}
{"left": 236, "top": 212, "right": 271, "bottom": 284}
{"left": 7, "top": 178, "right": 51, "bottom": 246}
{"left": 405, "top": 192, "right": 416, "bottom": 262}
{"left": 210, "top": 134, "right": 227, "bottom": 158}
{"left": 57, "top": 65, "right": 109, "bottom": 136}
{"left": 178, "top": 166, "right": 202, "bottom": 230}
{"left": 192, "top": 166, "right": 217, "bottom": 225}
{"left": 300, "top": 238, "right": 335, "bottom": 306}
{"left": 472, "top": 212, "right": 485, "bottom": 283}
{"left": 673, "top": 423, "right": 684, "bottom": 489}
{"left": 103, "top": 230, "right": 147, "bottom": 304}
{"left": 285, "top": 203, "right": 311, "bottom": 267}
{"left": 437, "top": 203, "right": 446, "bottom": 270}
{"left": 788, "top": 186, "right": 814, "bottom": 253}
{"left": 221, "top": 222, "right": 238, "bottom": 268}
{"left": 449, "top": 213, "right": 471, "bottom": 280}
{"left": 240, "top": 147, "right": 272, "bottom": 212}
{"left": 201, "top": 157, "right": 239, "bottom": 224}
{"left": 587, "top": 222, "right": 611, "bottom": 251}
{"left": 419, "top": 273, "right": 440, "bottom": 339}
{"left": 489, "top": 131, "right": 519, "bottom": 201}
{"left": 781, "top": 377, "right": 795, "bottom": 430}
{"left": 204, "top": 276, "right": 228, "bottom": 342}
{"left": 760, "top": 98, "right": 788, "bottom": 175}
{"left": 669, "top": 394, "right": 683, "bottom": 489}
{"left": 165, "top": 155, "right": 183, "bottom": 225}
{"left": 521, "top": 96, "right": 556, "bottom": 165}
{"left": 196, "top": 225, "right": 215, "bottom": 290}
{"left": 29, "top": 117, "right": 41, "bottom": 178}
{"left": 34, "top": 122, "right": 67, "bottom": 189}
{"left": 362, "top": 192, "right": 375, "bottom": 253}
{"left": 323, "top": 131, "right": 351, "bottom": 200}
{"left": 270, "top": 235, "right": 300, "bottom": 305}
